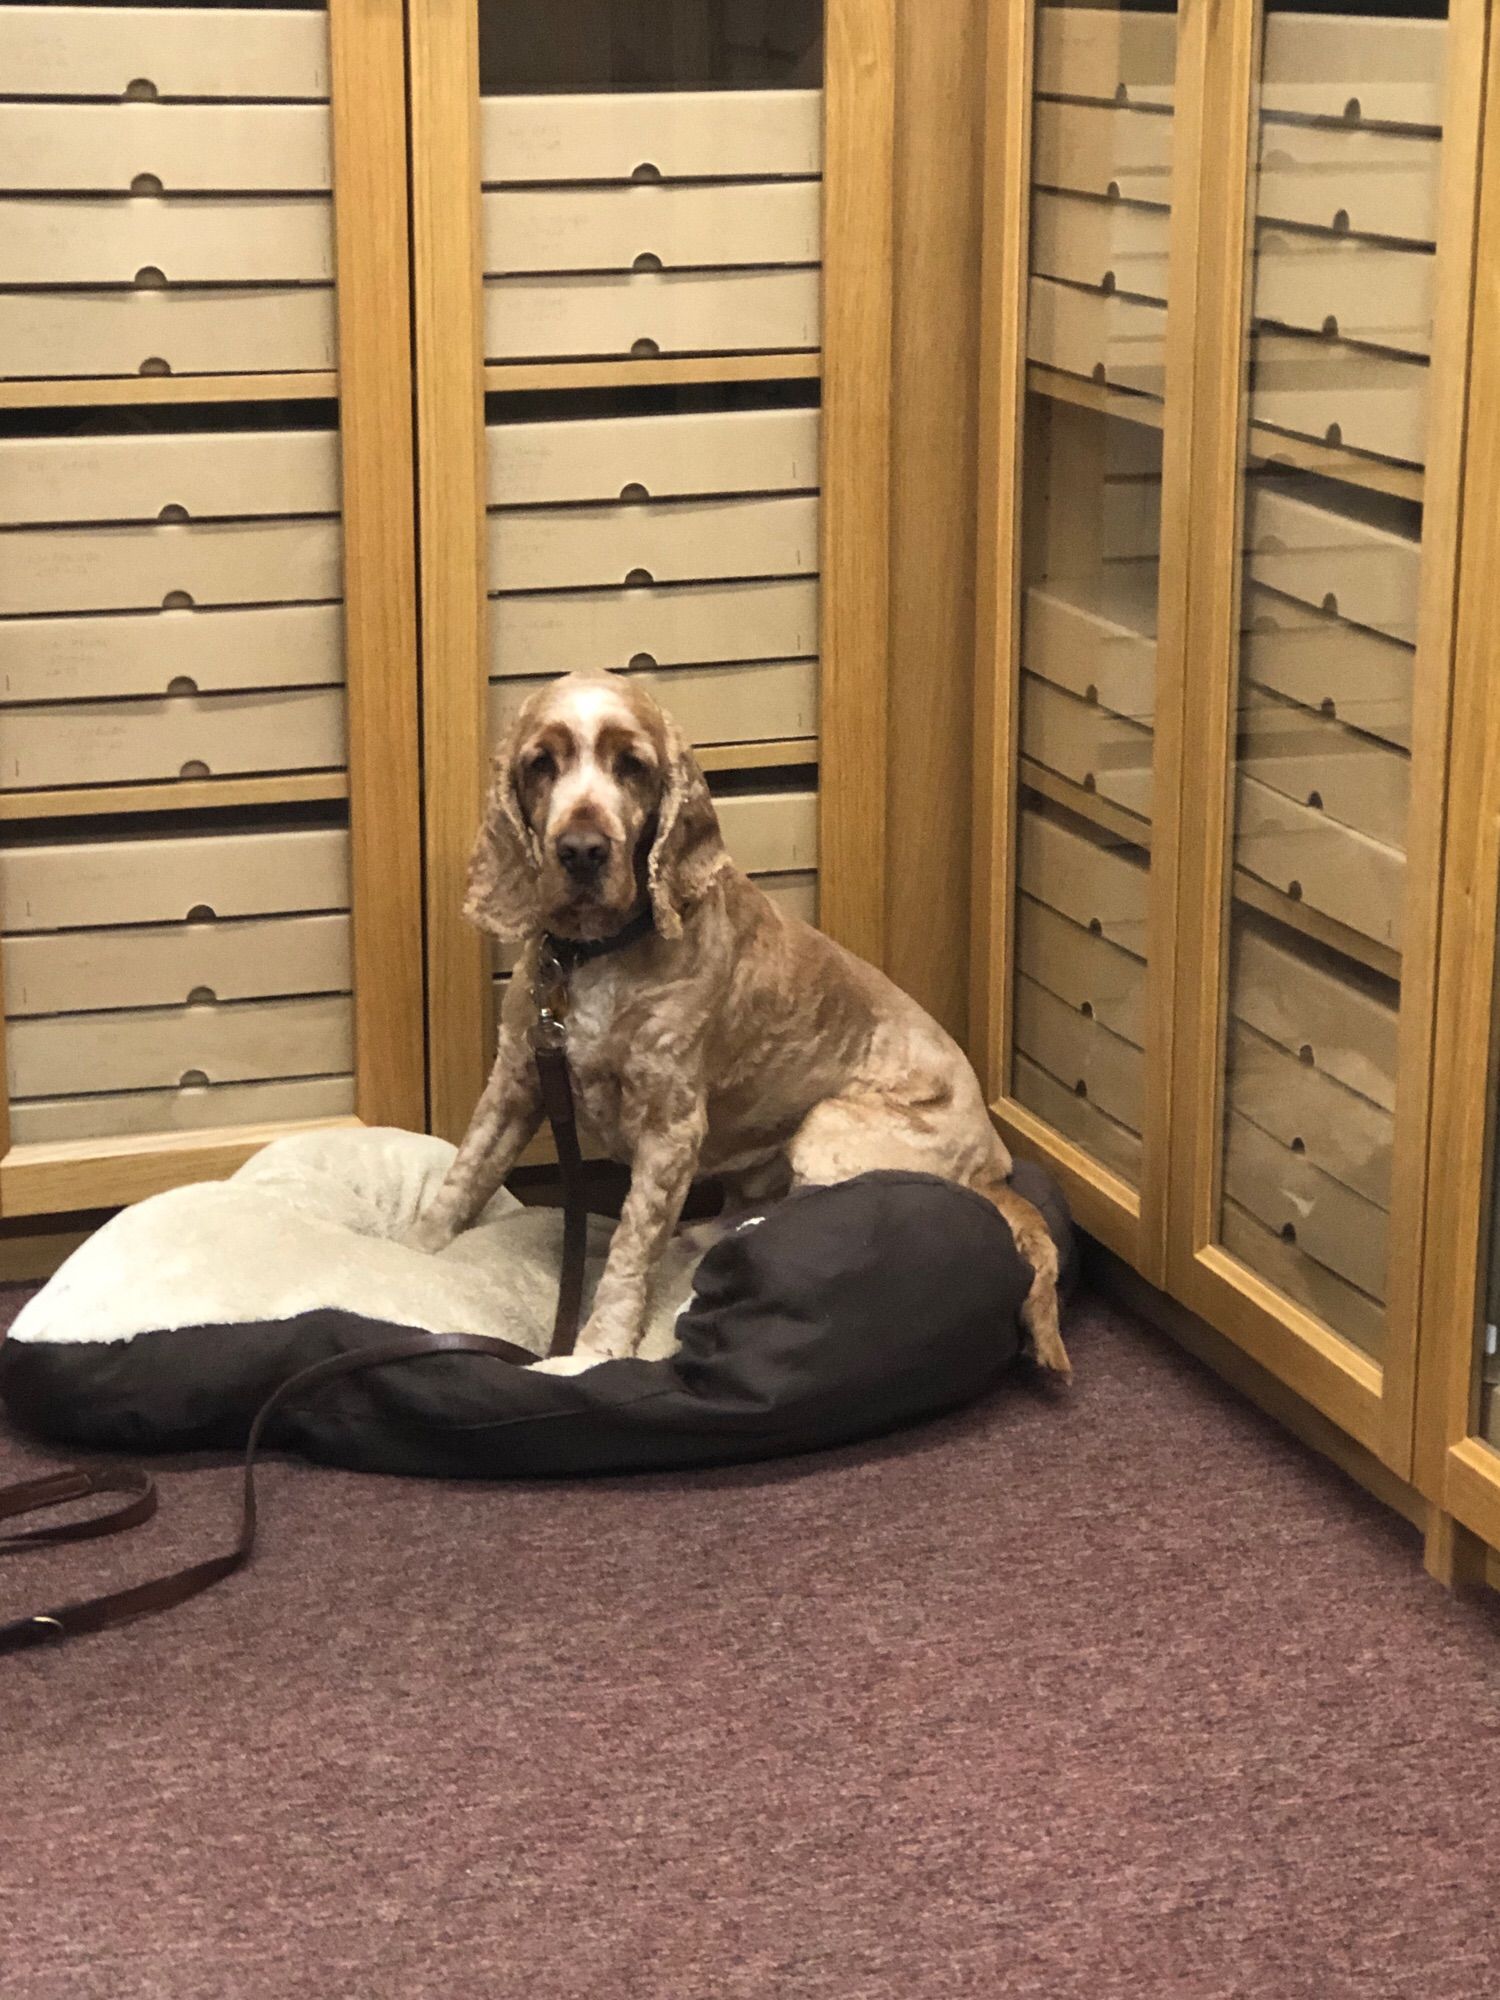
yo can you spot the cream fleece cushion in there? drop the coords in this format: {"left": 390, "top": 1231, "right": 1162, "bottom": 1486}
{"left": 8, "top": 1127, "right": 700, "bottom": 1372}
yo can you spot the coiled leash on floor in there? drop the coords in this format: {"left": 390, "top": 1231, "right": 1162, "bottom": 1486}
{"left": 0, "top": 1330, "right": 538, "bottom": 1655}
{"left": 0, "top": 931, "right": 606, "bottom": 1656}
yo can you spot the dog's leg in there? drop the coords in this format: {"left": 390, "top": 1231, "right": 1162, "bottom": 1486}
{"left": 404, "top": 1030, "right": 543, "bottom": 1252}
{"left": 579, "top": 1106, "right": 706, "bottom": 1360}
{"left": 974, "top": 1173, "right": 1070, "bottom": 1380}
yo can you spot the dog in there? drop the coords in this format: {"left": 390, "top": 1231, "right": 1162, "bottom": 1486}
{"left": 406, "top": 673, "right": 1068, "bottom": 1375}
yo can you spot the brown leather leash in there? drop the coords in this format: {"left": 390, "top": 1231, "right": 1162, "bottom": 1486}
{"left": 531, "top": 937, "right": 589, "bottom": 1360}
{"left": 528, "top": 909, "right": 655, "bottom": 1359}
{"left": 0, "top": 1329, "right": 538, "bottom": 1656}
{"left": 2, "top": 1466, "right": 157, "bottom": 1552}
{"left": 0, "top": 945, "right": 600, "bottom": 1656}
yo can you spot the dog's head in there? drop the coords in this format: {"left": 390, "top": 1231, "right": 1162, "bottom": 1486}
{"left": 465, "top": 673, "right": 728, "bottom": 944}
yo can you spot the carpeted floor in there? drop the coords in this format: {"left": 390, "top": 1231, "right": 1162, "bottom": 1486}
{"left": 3, "top": 1281, "right": 1500, "bottom": 2000}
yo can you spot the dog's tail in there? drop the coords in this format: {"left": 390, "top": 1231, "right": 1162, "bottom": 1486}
{"left": 972, "top": 1169, "right": 1071, "bottom": 1381}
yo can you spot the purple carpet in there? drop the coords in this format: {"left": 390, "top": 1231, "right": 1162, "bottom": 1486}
{"left": 3, "top": 1282, "right": 1499, "bottom": 2000}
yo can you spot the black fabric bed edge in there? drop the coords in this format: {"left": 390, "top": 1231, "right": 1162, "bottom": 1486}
{"left": 0, "top": 1168, "right": 1074, "bottom": 1479}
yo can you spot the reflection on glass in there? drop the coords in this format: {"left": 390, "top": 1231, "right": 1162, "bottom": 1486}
{"left": 1217, "top": 1, "right": 1446, "bottom": 1358}
{"left": 1010, "top": 3, "right": 1178, "bottom": 1190}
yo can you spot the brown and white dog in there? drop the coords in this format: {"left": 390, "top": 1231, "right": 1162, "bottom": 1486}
{"left": 408, "top": 672, "right": 1068, "bottom": 1374}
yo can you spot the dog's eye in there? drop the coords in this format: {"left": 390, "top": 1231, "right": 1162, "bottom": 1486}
{"left": 524, "top": 750, "right": 556, "bottom": 781}
{"left": 616, "top": 752, "right": 647, "bottom": 781}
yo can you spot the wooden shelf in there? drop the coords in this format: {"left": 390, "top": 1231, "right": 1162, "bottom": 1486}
{"left": 0, "top": 1116, "right": 361, "bottom": 1219}
{"left": 0, "top": 373, "right": 338, "bottom": 412}
{"left": 1026, "top": 362, "right": 1164, "bottom": 430}
{"left": 1026, "top": 364, "right": 1423, "bottom": 504}
{"left": 0, "top": 771, "right": 349, "bottom": 823}
{"left": 1232, "top": 872, "right": 1402, "bottom": 984}
{"left": 1020, "top": 756, "right": 1150, "bottom": 849}
{"left": 1018, "top": 757, "right": 1402, "bottom": 981}
{"left": 0, "top": 1215, "right": 100, "bottom": 1284}
{"left": 485, "top": 353, "right": 821, "bottom": 394}
{"left": 696, "top": 736, "right": 817, "bottom": 774}
{"left": 1246, "top": 424, "right": 1423, "bottom": 505}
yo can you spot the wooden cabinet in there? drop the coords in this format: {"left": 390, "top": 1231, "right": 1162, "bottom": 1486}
{"left": 0, "top": 0, "right": 425, "bottom": 1216}
{"left": 976, "top": 0, "right": 1500, "bottom": 1557}
{"left": 0, "top": 1, "right": 897, "bottom": 1208}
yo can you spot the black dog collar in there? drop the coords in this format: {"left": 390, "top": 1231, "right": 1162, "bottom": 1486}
{"left": 542, "top": 905, "right": 657, "bottom": 973}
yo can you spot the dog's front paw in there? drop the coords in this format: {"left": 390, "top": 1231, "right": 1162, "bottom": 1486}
{"left": 398, "top": 1214, "right": 454, "bottom": 1255}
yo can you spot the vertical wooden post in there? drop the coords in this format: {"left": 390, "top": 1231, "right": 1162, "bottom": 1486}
{"left": 328, "top": 0, "right": 428, "bottom": 1133}
{"left": 409, "top": 0, "right": 491, "bottom": 1141}
{"left": 819, "top": 0, "right": 896, "bottom": 969}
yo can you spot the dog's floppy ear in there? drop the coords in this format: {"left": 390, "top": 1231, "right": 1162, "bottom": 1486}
{"left": 647, "top": 716, "right": 728, "bottom": 939}
{"left": 463, "top": 719, "right": 542, "bottom": 942}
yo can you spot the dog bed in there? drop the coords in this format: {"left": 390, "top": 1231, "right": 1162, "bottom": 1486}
{"left": 0, "top": 1128, "right": 1074, "bottom": 1478}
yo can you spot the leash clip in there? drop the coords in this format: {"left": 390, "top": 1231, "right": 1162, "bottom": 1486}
{"left": 531, "top": 1006, "right": 568, "bottom": 1054}
{"left": 531, "top": 941, "right": 570, "bottom": 1053}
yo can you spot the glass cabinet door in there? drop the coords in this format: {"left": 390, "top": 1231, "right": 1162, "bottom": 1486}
{"left": 978, "top": 0, "right": 1192, "bottom": 1265}
{"left": 412, "top": 0, "right": 893, "bottom": 1140}
{"left": 1413, "top": 29, "right": 1500, "bottom": 1555}
{"left": 1171, "top": 0, "right": 1483, "bottom": 1469}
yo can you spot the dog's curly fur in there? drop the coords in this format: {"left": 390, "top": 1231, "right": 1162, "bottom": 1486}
{"left": 408, "top": 673, "right": 1068, "bottom": 1373}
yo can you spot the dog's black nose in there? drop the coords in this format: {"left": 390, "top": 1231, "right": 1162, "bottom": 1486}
{"left": 557, "top": 831, "right": 609, "bottom": 881}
